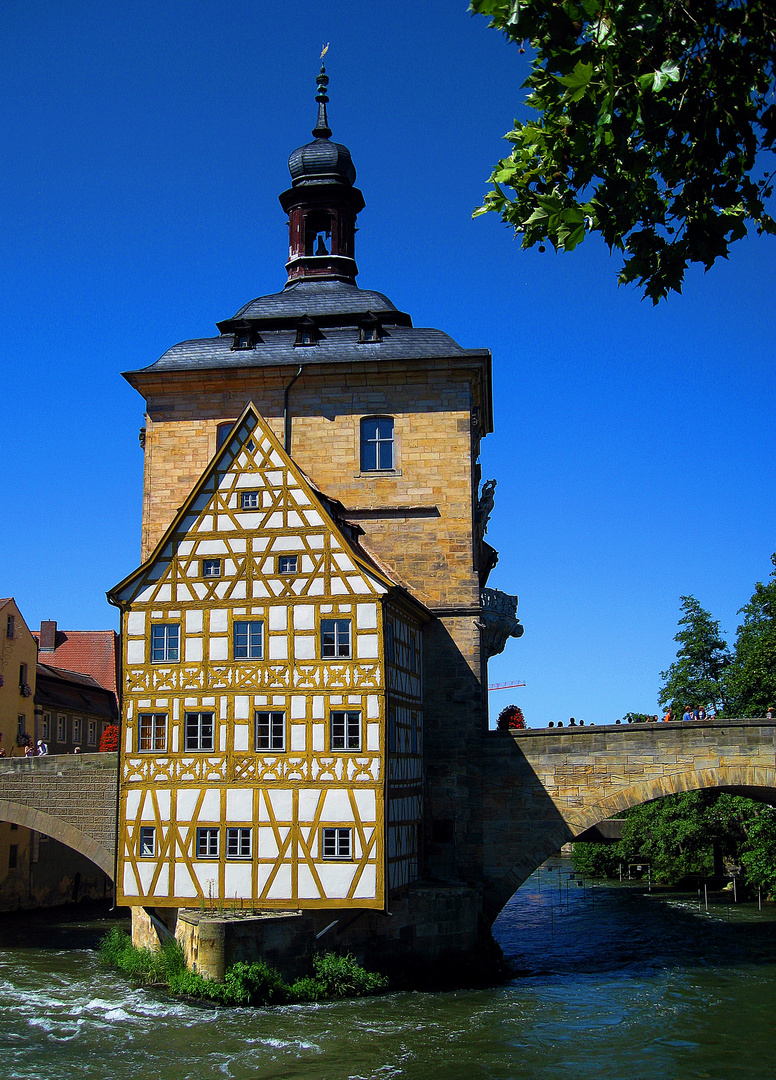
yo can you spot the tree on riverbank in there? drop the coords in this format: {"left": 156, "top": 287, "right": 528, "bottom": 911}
{"left": 572, "top": 790, "right": 776, "bottom": 896}
{"left": 724, "top": 554, "right": 776, "bottom": 717}
{"left": 658, "top": 596, "right": 730, "bottom": 717}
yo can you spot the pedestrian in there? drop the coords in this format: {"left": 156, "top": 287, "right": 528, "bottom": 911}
{"left": 767, "top": 706, "right": 775, "bottom": 719}
{"left": 579, "top": 719, "right": 585, "bottom": 726}
{"left": 663, "top": 708, "right": 673, "bottom": 722}
{"left": 73, "top": 746, "right": 81, "bottom": 754}
{"left": 548, "top": 721, "right": 555, "bottom": 728}
{"left": 569, "top": 717, "right": 577, "bottom": 726}
{"left": 615, "top": 718, "right": 621, "bottom": 725}
{"left": 683, "top": 706, "right": 692, "bottom": 722}
{"left": 36, "top": 740, "right": 48, "bottom": 756}
{"left": 24, "top": 743, "right": 34, "bottom": 757}
{"left": 697, "top": 705, "right": 707, "bottom": 721}
{"left": 0, "top": 731, "right": 5, "bottom": 758}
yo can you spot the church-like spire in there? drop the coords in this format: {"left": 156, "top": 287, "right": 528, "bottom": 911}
{"left": 312, "top": 64, "right": 332, "bottom": 140}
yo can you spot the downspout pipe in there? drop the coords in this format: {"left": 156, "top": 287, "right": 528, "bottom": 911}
{"left": 284, "top": 365, "right": 304, "bottom": 453}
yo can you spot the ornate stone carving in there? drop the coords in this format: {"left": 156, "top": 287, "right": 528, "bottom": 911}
{"left": 480, "top": 587, "right": 524, "bottom": 658}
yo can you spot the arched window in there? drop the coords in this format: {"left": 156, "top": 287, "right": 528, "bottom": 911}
{"left": 360, "top": 417, "right": 394, "bottom": 471}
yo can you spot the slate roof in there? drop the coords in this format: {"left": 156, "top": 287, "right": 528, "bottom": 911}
{"left": 123, "top": 280, "right": 488, "bottom": 381}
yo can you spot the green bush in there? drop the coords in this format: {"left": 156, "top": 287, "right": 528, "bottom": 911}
{"left": 100, "top": 929, "right": 388, "bottom": 1007}
{"left": 311, "top": 951, "right": 389, "bottom": 997}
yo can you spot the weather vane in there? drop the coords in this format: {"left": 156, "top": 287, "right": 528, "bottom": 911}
{"left": 320, "top": 43, "right": 329, "bottom": 60}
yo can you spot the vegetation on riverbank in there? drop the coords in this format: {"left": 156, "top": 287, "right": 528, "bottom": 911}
{"left": 572, "top": 790, "right": 776, "bottom": 897}
{"left": 99, "top": 927, "right": 388, "bottom": 1006}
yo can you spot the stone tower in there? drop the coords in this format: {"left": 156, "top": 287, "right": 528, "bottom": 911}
{"left": 118, "top": 68, "right": 522, "bottom": 966}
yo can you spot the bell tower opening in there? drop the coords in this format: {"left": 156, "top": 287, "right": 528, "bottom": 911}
{"left": 279, "top": 65, "right": 365, "bottom": 285}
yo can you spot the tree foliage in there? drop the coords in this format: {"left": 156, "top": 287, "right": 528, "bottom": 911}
{"left": 725, "top": 553, "right": 776, "bottom": 716}
{"left": 572, "top": 790, "right": 776, "bottom": 894}
{"left": 658, "top": 595, "right": 730, "bottom": 715}
{"left": 470, "top": 0, "right": 776, "bottom": 301}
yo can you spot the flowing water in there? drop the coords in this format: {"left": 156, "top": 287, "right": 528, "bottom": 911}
{"left": 2, "top": 858, "right": 776, "bottom": 1080}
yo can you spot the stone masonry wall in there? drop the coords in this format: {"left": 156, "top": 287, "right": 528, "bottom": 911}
{"left": 482, "top": 719, "right": 776, "bottom": 921}
{"left": 0, "top": 754, "right": 117, "bottom": 876}
{"left": 137, "top": 360, "right": 482, "bottom": 611}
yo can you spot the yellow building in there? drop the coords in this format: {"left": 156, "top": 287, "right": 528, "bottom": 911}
{"left": 0, "top": 598, "right": 37, "bottom": 756}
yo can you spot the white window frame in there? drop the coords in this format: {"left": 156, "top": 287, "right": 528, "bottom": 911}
{"left": 184, "top": 712, "right": 214, "bottom": 752}
{"left": 151, "top": 624, "right": 179, "bottom": 662}
{"left": 278, "top": 555, "right": 298, "bottom": 574}
{"left": 255, "top": 711, "right": 285, "bottom": 752}
{"left": 196, "top": 827, "right": 219, "bottom": 859}
{"left": 321, "top": 619, "right": 351, "bottom": 658}
{"left": 240, "top": 491, "right": 260, "bottom": 510}
{"left": 42, "top": 714, "right": 51, "bottom": 740}
{"left": 234, "top": 620, "right": 263, "bottom": 659}
{"left": 202, "top": 559, "right": 221, "bottom": 578}
{"left": 331, "top": 711, "right": 361, "bottom": 751}
{"left": 139, "top": 826, "right": 156, "bottom": 858}
{"left": 322, "top": 827, "right": 352, "bottom": 860}
{"left": 226, "top": 827, "right": 252, "bottom": 859}
{"left": 138, "top": 713, "right": 167, "bottom": 752}
{"left": 57, "top": 715, "right": 66, "bottom": 743}
{"left": 87, "top": 720, "right": 97, "bottom": 746}
{"left": 72, "top": 717, "right": 82, "bottom": 744}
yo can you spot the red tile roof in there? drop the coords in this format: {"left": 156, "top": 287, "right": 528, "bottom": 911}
{"left": 34, "top": 630, "right": 119, "bottom": 701}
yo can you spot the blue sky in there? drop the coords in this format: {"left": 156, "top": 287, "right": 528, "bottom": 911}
{"left": 2, "top": 1, "right": 774, "bottom": 726}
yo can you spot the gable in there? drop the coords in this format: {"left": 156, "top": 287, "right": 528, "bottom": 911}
{"left": 110, "top": 404, "right": 391, "bottom": 608}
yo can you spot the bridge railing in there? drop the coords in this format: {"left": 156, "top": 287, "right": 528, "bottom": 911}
{"left": 0, "top": 752, "right": 118, "bottom": 774}
{"left": 499, "top": 717, "right": 776, "bottom": 735}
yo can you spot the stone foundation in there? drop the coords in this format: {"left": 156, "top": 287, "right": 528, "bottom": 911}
{"left": 131, "top": 882, "right": 486, "bottom": 984}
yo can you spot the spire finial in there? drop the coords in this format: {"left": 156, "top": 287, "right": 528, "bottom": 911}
{"left": 313, "top": 47, "right": 332, "bottom": 140}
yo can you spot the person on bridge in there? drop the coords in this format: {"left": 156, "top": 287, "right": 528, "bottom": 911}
{"left": 767, "top": 707, "right": 775, "bottom": 719}
{"left": 682, "top": 706, "right": 693, "bottom": 722}
{"left": 697, "top": 705, "right": 707, "bottom": 721}
{"left": 663, "top": 708, "right": 673, "bottom": 722}
{"left": 36, "top": 740, "right": 48, "bottom": 756}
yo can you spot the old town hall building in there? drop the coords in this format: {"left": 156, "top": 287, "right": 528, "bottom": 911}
{"left": 109, "top": 68, "right": 522, "bottom": 968}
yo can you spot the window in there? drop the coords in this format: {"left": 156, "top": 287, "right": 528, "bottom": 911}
{"left": 217, "top": 422, "right": 235, "bottom": 448}
{"left": 331, "top": 711, "right": 361, "bottom": 751}
{"left": 72, "top": 717, "right": 82, "bottom": 743}
{"left": 278, "top": 555, "right": 298, "bottom": 574}
{"left": 184, "top": 712, "right": 214, "bottom": 752}
{"left": 57, "top": 715, "right": 66, "bottom": 743}
{"left": 202, "top": 559, "right": 221, "bottom": 578}
{"left": 43, "top": 714, "right": 51, "bottom": 740}
{"left": 19, "top": 663, "right": 27, "bottom": 689}
{"left": 234, "top": 620, "right": 263, "bottom": 659}
{"left": 196, "top": 827, "right": 219, "bottom": 858}
{"left": 151, "top": 624, "right": 179, "bottom": 662}
{"left": 322, "top": 828, "right": 352, "bottom": 860}
{"left": 226, "top": 828, "right": 252, "bottom": 859}
{"left": 139, "top": 827, "right": 156, "bottom": 858}
{"left": 255, "top": 711, "right": 285, "bottom": 751}
{"left": 6, "top": 615, "right": 14, "bottom": 639}
{"left": 240, "top": 491, "right": 260, "bottom": 510}
{"left": 138, "top": 713, "right": 167, "bottom": 752}
{"left": 87, "top": 720, "right": 97, "bottom": 746}
{"left": 17, "top": 715, "right": 25, "bottom": 736}
{"left": 360, "top": 417, "right": 394, "bottom": 471}
{"left": 321, "top": 619, "right": 351, "bottom": 659}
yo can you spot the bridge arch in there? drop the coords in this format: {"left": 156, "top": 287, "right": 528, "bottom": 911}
{"left": 0, "top": 754, "right": 118, "bottom": 883}
{"left": 482, "top": 721, "right": 776, "bottom": 922}
{"left": 0, "top": 799, "right": 114, "bottom": 878}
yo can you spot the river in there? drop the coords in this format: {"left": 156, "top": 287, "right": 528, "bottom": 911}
{"left": 3, "top": 858, "right": 776, "bottom": 1080}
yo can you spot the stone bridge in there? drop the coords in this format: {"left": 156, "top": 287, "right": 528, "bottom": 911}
{"left": 2, "top": 724, "right": 775, "bottom": 922}
{"left": 0, "top": 754, "right": 117, "bottom": 877}
{"left": 482, "top": 718, "right": 776, "bottom": 920}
